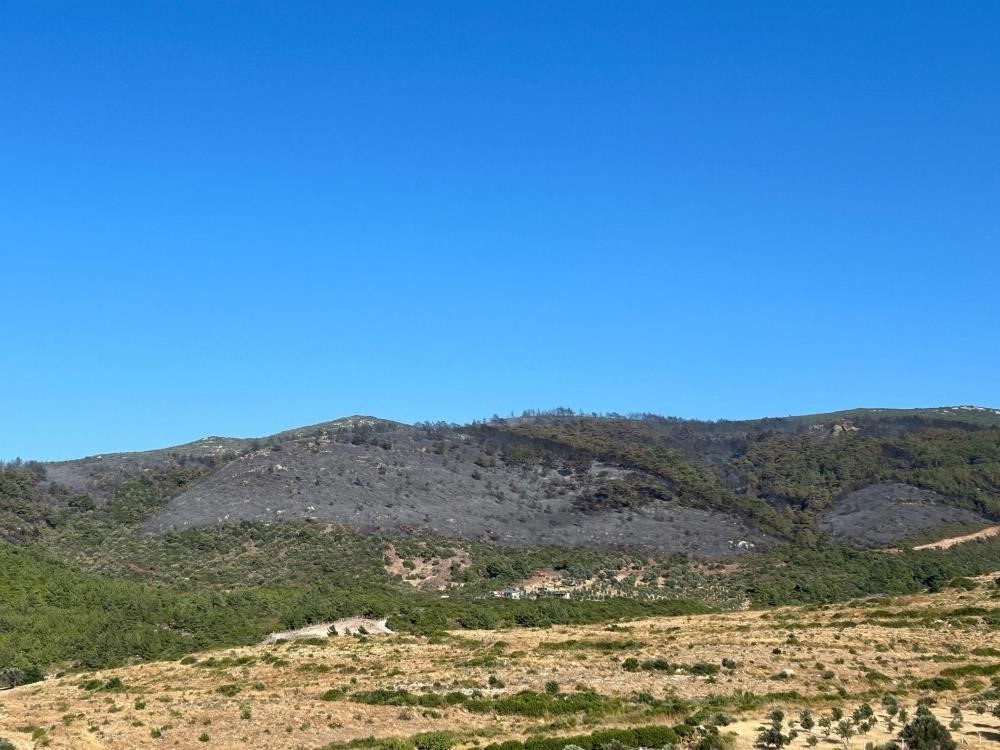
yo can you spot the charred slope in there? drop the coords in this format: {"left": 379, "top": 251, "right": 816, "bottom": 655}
{"left": 4, "top": 407, "right": 999, "bottom": 554}
{"left": 141, "top": 420, "right": 769, "bottom": 557}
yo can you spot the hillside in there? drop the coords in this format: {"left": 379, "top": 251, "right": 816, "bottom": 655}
{"left": 2, "top": 406, "right": 1000, "bottom": 691}
{"left": 14, "top": 406, "right": 1000, "bottom": 553}
{"left": 2, "top": 574, "right": 998, "bottom": 749}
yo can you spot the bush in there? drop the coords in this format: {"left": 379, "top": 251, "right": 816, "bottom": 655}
{"left": 590, "top": 729, "right": 638, "bottom": 748}
{"left": 634, "top": 725, "right": 680, "bottom": 747}
{"left": 80, "top": 676, "right": 127, "bottom": 692}
{"left": 690, "top": 662, "right": 720, "bottom": 676}
{"left": 412, "top": 731, "right": 456, "bottom": 750}
{"left": 0, "top": 665, "right": 43, "bottom": 689}
{"left": 915, "top": 677, "right": 957, "bottom": 691}
{"left": 946, "top": 577, "right": 977, "bottom": 591}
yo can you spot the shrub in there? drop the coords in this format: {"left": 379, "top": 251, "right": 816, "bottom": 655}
{"left": 634, "top": 725, "right": 680, "bottom": 746}
{"left": 914, "top": 677, "right": 957, "bottom": 691}
{"left": 412, "top": 731, "right": 456, "bottom": 750}
{"left": 217, "top": 684, "right": 241, "bottom": 697}
{"left": 592, "top": 728, "right": 641, "bottom": 747}
{"left": 939, "top": 663, "right": 1000, "bottom": 678}
{"left": 80, "top": 676, "right": 127, "bottom": 692}
{"left": 489, "top": 689, "right": 605, "bottom": 718}
{"left": 690, "top": 662, "right": 720, "bottom": 676}
{"left": 946, "top": 577, "right": 977, "bottom": 591}
{"left": 641, "top": 657, "right": 673, "bottom": 671}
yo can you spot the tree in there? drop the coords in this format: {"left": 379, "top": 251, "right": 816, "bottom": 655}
{"left": 818, "top": 716, "right": 833, "bottom": 737}
{"left": 755, "top": 725, "right": 787, "bottom": 749}
{"left": 756, "top": 710, "right": 791, "bottom": 749}
{"left": 835, "top": 719, "right": 855, "bottom": 749}
{"left": 882, "top": 696, "right": 899, "bottom": 716}
{"left": 853, "top": 703, "right": 874, "bottom": 726}
{"left": 948, "top": 706, "right": 962, "bottom": 732}
{"left": 898, "top": 706, "right": 956, "bottom": 750}
{"left": 883, "top": 696, "right": 900, "bottom": 731}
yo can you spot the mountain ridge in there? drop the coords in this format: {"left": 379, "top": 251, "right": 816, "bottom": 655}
{"left": 34, "top": 405, "right": 1000, "bottom": 465}
{"left": 8, "top": 404, "right": 996, "bottom": 557}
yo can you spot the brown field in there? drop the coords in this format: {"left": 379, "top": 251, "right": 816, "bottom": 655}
{"left": 2, "top": 577, "right": 999, "bottom": 750}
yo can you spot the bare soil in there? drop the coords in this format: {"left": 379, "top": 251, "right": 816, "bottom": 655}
{"left": 913, "top": 525, "right": 1000, "bottom": 550}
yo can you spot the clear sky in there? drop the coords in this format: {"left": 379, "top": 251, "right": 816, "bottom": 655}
{"left": 2, "top": 2, "right": 998, "bottom": 461}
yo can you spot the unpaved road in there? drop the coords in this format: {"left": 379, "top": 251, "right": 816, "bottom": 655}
{"left": 913, "top": 524, "right": 1000, "bottom": 550}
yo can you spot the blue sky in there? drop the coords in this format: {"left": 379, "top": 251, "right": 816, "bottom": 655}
{"left": 2, "top": 2, "right": 998, "bottom": 460}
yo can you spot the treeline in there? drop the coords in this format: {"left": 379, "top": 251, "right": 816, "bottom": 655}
{"left": 4, "top": 529, "right": 998, "bottom": 685}
{"left": 0, "top": 540, "right": 709, "bottom": 686}
{"left": 740, "top": 536, "right": 1000, "bottom": 606}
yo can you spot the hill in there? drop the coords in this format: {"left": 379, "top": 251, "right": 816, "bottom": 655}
{"left": 14, "top": 406, "right": 1000, "bottom": 553}
{"left": 2, "top": 406, "right": 1000, "bottom": 688}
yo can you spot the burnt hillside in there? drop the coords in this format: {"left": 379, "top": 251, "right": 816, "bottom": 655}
{"left": 5, "top": 406, "right": 998, "bottom": 555}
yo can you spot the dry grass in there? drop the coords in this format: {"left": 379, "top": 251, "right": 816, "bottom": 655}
{"left": 2, "top": 577, "right": 998, "bottom": 749}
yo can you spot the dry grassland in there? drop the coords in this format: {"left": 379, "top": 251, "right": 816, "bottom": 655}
{"left": 2, "top": 577, "right": 998, "bottom": 750}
